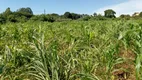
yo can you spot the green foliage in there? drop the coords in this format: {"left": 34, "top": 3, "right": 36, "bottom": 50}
{"left": 16, "top": 7, "right": 33, "bottom": 18}
{"left": 31, "top": 14, "right": 55, "bottom": 22}
{"left": 139, "top": 12, "right": 142, "bottom": 17}
{"left": 82, "top": 16, "right": 91, "bottom": 21}
{"left": 0, "top": 14, "right": 6, "bottom": 24}
{"left": 93, "top": 13, "right": 97, "bottom": 17}
{"left": 7, "top": 14, "right": 18, "bottom": 22}
{"left": 1, "top": 7, "right": 142, "bottom": 23}
{"left": 93, "top": 14, "right": 107, "bottom": 20}
{"left": 64, "top": 12, "right": 81, "bottom": 20}
{"left": 1, "top": 6, "right": 142, "bottom": 80}
{"left": 104, "top": 9, "right": 116, "bottom": 18}
{"left": 64, "top": 12, "right": 72, "bottom": 19}
{"left": 0, "top": 20, "right": 142, "bottom": 80}
{"left": 3, "top": 7, "right": 12, "bottom": 19}
{"left": 120, "top": 14, "right": 131, "bottom": 20}
{"left": 30, "top": 15, "right": 40, "bottom": 21}
{"left": 71, "top": 13, "right": 81, "bottom": 20}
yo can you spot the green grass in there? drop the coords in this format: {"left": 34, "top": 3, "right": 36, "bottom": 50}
{"left": 0, "top": 20, "right": 142, "bottom": 80}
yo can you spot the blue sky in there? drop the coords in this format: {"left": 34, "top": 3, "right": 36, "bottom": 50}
{"left": 0, "top": 0, "right": 141, "bottom": 16}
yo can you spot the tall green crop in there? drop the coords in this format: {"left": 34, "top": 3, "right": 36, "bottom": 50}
{"left": 0, "top": 20, "right": 142, "bottom": 80}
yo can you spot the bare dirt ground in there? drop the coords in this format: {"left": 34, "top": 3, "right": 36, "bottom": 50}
{"left": 112, "top": 49, "right": 136, "bottom": 80}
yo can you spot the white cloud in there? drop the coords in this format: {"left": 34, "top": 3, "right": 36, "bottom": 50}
{"left": 96, "top": 0, "right": 142, "bottom": 17}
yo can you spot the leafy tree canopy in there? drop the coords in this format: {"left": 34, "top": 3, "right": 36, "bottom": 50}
{"left": 16, "top": 7, "right": 33, "bottom": 18}
{"left": 104, "top": 9, "right": 116, "bottom": 18}
{"left": 3, "top": 7, "right": 12, "bottom": 18}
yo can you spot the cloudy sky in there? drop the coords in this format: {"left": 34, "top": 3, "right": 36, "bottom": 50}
{"left": 0, "top": 0, "right": 141, "bottom": 16}
{"left": 96, "top": 0, "right": 142, "bottom": 16}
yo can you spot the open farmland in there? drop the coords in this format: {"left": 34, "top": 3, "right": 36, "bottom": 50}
{"left": 0, "top": 20, "right": 142, "bottom": 80}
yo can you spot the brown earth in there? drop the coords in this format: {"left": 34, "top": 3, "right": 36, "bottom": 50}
{"left": 112, "top": 49, "right": 136, "bottom": 80}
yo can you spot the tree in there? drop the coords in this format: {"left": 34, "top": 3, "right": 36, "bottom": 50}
{"left": 46, "top": 16, "right": 55, "bottom": 22}
{"left": 82, "top": 16, "right": 91, "bottom": 21}
{"left": 139, "top": 12, "right": 142, "bottom": 17}
{"left": 94, "top": 14, "right": 106, "bottom": 20}
{"left": 104, "top": 9, "right": 116, "bottom": 18}
{"left": 70, "top": 13, "right": 81, "bottom": 20}
{"left": 7, "top": 14, "right": 17, "bottom": 22}
{"left": 0, "top": 14, "right": 6, "bottom": 23}
{"left": 3, "top": 7, "right": 12, "bottom": 19}
{"left": 38, "top": 14, "right": 47, "bottom": 21}
{"left": 16, "top": 7, "right": 33, "bottom": 18}
{"left": 48, "top": 13, "right": 59, "bottom": 21}
{"left": 93, "top": 12, "right": 97, "bottom": 17}
{"left": 64, "top": 12, "right": 72, "bottom": 19}
{"left": 50, "top": 13, "right": 59, "bottom": 17}
{"left": 63, "top": 12, "right": 81, "bottom": 20}
{"left": 120, "top": 14, "right": 131, "bottom": 20}
{"left": 30, "top": 15, "right": 39, "bottom": 21}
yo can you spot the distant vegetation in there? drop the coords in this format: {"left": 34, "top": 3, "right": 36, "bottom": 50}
{"left": 0, "top": 7, "right": 142, "bottom": 24}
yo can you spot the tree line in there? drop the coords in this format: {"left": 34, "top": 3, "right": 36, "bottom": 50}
{"left": 0, "top": 7, "right": 142, "bottom": 23}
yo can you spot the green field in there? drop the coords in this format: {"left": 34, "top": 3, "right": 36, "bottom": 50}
{"left": 0, "top": 20, "right": 142, "bottom": 80}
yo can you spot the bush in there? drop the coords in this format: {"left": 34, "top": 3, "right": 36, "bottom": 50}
{"left": 82, "top": 16, "right": 91, "bottom": 21}
{"left": 46, "top": 16, "right": 55, "bottom": 22}
{"left": 7, "top": 14, "right": 18, "bottom": 22}
{"left": 0, "top": 15, "right": 6, "bottom": 24}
